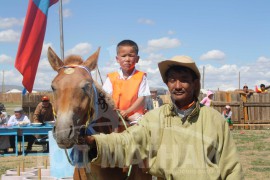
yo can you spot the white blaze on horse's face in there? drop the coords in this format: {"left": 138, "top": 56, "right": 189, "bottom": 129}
{"left": 47, "top": 46, "right": 100, "bottom": 149}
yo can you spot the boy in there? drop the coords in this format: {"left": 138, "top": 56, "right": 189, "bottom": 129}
{"left": 103, "top": 40, "right": 150, "bottom": 125}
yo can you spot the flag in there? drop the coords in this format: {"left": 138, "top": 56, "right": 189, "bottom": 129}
{"left": 15, "top": 0, "right": 59, "bottom": 93}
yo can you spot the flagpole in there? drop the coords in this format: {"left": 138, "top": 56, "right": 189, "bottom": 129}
{"left": 59, "top": 0, "right": 64, "bottom": 60}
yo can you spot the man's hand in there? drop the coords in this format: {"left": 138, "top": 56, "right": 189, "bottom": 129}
{"left": 85, "top": 136, "right": 96, "bottom": 146}
{"left": 85, "top": 136, "right": 97, "bottom": 160}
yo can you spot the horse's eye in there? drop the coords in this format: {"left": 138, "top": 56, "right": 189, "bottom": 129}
{"left": 51, "top": 85, "right": 56, "bottom": 91}
{"left": 82, "top": 83, "right": 91, "bottom": 95}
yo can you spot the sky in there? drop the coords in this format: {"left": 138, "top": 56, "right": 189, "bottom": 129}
{"left": 0, "top": 0, "right": 270, "bottom": 92}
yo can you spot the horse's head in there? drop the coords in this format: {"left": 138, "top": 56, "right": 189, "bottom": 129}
{"left": 48, "top": 47, "right": 101, "bottom": 149}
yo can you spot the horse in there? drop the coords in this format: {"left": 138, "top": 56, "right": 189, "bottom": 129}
{"left": 47, "top": 47, "right": 152, "bottom": 180}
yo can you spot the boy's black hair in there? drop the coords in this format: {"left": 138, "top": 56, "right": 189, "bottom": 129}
{"left": 117, "top": 40, "right": 139, "bottom": 55}
{"left": 260, "top": 84, "right": 265, "bottom": 88}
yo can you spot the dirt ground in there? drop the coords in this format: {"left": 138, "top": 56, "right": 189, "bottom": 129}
{"left": 0, "top": 130, "right": 270, "bottom": 179}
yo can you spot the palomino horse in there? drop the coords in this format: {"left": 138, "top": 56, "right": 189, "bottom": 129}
{"left": 47, "top": 47, "right": 151, "bottom": 180}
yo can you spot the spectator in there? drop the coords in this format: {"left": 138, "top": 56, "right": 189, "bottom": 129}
{"left": 8, "top": 107, "right": 36, "bottom": 152}
{"left": 85, "top": 55, "right": 243, "bottom": 179}
{"left": 240, "top": 85, "right": 253, "bottom": 121}
{"left": 200, "top": 90, "right": 214, "bottom": 107}
{"left": 145, "top": 88, "right": 163, "bottom": 111}
{"left": 102, "top": 39, "right": 150, "bottom": 125}
{"left": 33, "top": 95, "right": 54, "bottom": 123}
{"left": 240, "top": 85, "right": 253, "bottom": 99}
{"left": 0, "top": 102, "right": 6, "bottom": 112}
{"left": 222, "top": 105, "right": 233, "bottom": 125}
{"left": 33, "top": 95, "right": 54, "bottom": 152}
{"left": 255, "top": 84, "right": 270, "bottom": 93}
{"left": 0, "top": 111, "right": 10, "bottom": 154}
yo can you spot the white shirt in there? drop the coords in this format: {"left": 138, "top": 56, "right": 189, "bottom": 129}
{"left": 103, "top": 68, "right": 151, "bottom": 97}
{"left": 7, "top": 114, "right": 30, "bottom": 126}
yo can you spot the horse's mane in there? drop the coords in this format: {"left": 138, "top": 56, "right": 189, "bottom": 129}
{"left": 63, "top": 55, "right": 116, "bottom": 109}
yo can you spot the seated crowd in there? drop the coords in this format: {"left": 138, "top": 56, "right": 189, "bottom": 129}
{"left": 0, "top": 96, "right": 54, "bottom": 155}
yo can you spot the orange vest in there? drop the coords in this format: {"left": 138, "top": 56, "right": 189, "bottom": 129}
{"left": 108, "top": 70, "right": 145, "bottom": 116}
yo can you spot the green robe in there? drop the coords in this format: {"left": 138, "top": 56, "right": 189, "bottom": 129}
{"left": 92, "top": 101, "right": 243, "bottom": 180}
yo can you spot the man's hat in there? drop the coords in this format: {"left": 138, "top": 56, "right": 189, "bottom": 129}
{"left": 41, "top": 96, "right": 50, "bottom": 102}
{"left": 150, "top": 87, "right": 158, "bottom": 92}
{"left": 14, "top": 107, "right": 23, "bottom": 112}
{"left": 158, "top": 55, "right": 201, "bottom": 97}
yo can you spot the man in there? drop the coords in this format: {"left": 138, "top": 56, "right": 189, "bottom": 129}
{"left": 240, "top": 85, "right": 253, "bottom": 121}
{"left": 240, "top": 85, "right": 253, "bottom": 99}
{"left": 145, "top": 88, "right": 163, "bottom": 111}
{"left": 8, "top": 107, "right": 36, "bottom": 152}
{"left": 33, "top": 96, "right": 54, "bottom": 123}
{"left": 33, "top": 96, "right": 54, "bottom": 152}
{"left": 255, "top": 84, "right": 270, "bottom": 93}
{"left": 85, "top": 56, "right": 243, "bottom": 179}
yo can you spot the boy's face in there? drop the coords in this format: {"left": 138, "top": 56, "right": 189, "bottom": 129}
{"left": 116, "top": 45, "right": 139, "bottom": 72}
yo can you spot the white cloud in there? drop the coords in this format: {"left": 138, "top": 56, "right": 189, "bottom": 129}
{"left": 200, "top": 50, "right": 226, "bottom": 61}
{"left": 1, "top": 69, "right": 22, "bottom": 85}
{"left": 65, "top": 43, "right": 92, "bottom": 56}
{"left": 137, "top": 18, "right": 155, "bottom": 25}
{"left": 0, "top": 54, "right": 13, "bottom": 64}
{"left": 63, "top": 9, "right": 72, "bottom": 18}
{"left": 0, "top": 29, "right": 20, "bottom": 42}
{"left": 144, "top": 37, "right": 181, "bottom": 53}
{"left": 0, "top": 17, "right": 24, "bottom": 29}
{"left": 41, "top": 42, "right": 54, "bottom": 57}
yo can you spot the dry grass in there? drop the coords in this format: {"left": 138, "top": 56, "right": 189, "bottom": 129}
{"left": 0, "top": 130, "right": 270, "bottom": 179}
{"left": 232, "top": 129, "right": 270, "bottom": 179}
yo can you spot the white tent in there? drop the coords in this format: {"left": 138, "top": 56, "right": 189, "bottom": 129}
{"left": 6, "top": 89, "right": 21, "bottom": 93}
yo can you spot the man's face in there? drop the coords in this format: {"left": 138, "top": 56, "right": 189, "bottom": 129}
{"left": 166, "top": 68, "right": 199, "bottom": 108}
{"left": 150, "top": 91, "right": 158, "bottom": 99}
{"left": 14, "top": 112, "right": 22, "bottom": 119}
{"left": 42, "top": 101, "right": 50, "bottom": 107}
{"left": 243, "top": 86, "right": 248, "bottom": 93}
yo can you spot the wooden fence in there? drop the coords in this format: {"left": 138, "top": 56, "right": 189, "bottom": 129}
{"left": 1, "top": 91, "right": 270, "bottom": 127}
{"left": 160, "top": 91, "right": 270, "bottom": 127}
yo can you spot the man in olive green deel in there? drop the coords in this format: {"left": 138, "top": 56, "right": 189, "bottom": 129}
{"left": 85, "top": 56, "right": 243, "bottom": 180}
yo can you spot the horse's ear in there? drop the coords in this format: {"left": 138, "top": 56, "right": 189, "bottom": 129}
{"left": 83, "top": 47, "right": 101, "bottom": 70}
{"left": 47, "top": 47, "right": 64, "bottom": 71}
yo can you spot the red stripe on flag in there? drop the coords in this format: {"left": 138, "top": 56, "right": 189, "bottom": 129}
{"left": 15, "top": 0, "right": 58, "bottom": 93}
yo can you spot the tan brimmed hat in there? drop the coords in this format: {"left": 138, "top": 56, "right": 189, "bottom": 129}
{"left": 158, "top": 55, "right": 201, "bottom": 97}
